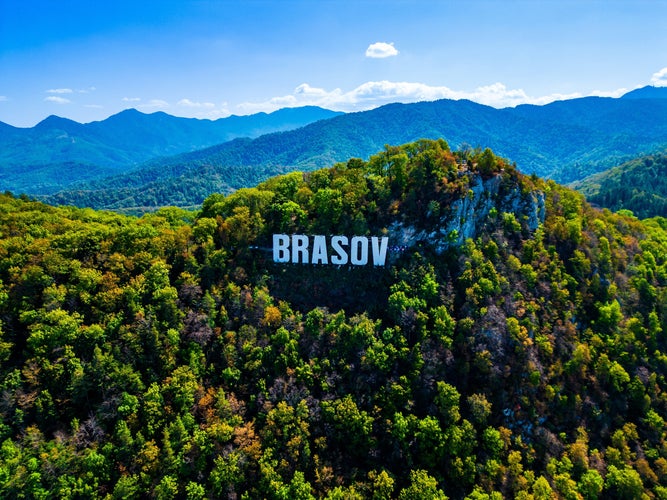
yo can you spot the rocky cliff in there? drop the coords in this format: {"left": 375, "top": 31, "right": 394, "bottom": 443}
{"left": 388, "top": 172, "right": 546, "bottom": 253}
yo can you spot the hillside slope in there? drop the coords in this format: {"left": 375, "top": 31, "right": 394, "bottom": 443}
{"left": 573, "top": 151, "right": 667, "bottom": 218}
{"left": 2, "top": 140, "right": 667, "bottom": 498}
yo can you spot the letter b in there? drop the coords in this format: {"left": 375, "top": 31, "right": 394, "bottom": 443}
{"left": 273, "top": 234, "right": 290, "bottom": 262}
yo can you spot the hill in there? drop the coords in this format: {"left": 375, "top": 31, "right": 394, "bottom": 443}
{"left": 572, "top": 151, "right": 667, "bottom": 219}
{"left": 621, "top": 85, "right": 667, "bottom": 100}
{"left": 2, "top": 139, "right": 667, "bottom": 498}
{"left": 0, "top": 106, "right": 342, "bottom": 195}
{"left": 44, "top": 93, "right": 667, "bottom": 211}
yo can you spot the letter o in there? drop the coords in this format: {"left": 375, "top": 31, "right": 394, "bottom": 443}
{"left": 350, "top": 236, "right": 368, "bottom": 265}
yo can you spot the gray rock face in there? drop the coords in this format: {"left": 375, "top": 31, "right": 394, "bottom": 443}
{"left": 388, "top": 173, "right": 546, "bottom": 254}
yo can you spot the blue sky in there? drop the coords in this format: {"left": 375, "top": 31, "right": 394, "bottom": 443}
{"left": 1, "top": 0, "right": 667, "bottom": 127}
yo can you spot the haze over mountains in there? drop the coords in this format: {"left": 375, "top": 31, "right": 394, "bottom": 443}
{"left": 3, "top": 86, "right": 667, "bottom": 211}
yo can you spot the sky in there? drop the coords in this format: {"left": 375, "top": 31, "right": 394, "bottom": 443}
{"left": 1, "top": 0, "right": 667, "bottom": 128}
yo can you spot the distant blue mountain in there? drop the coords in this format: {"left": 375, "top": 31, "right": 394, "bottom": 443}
{"left": 0, "top": 107, "right": 343, "bottom": 194}
{"left": 621, "top": 85, "right": 667, "bottom": 99}
{"left": 42, "top": 93, "right": 667, "bottom": 211}
{"left": 8, "top": 89, "right": 667, "bottom": 210}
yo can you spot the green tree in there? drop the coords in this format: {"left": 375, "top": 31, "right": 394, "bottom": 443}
{"left": 435, "top": 381, "right": 461, "bottom": 426}
{"left": 321, "top": 395, "right": 374, "bottom": 459}
{"left": 398, "top": 469, "right": 448, "bottom": 500}
{"left": 605, "top": 465, "right": 644, "bottom": 500}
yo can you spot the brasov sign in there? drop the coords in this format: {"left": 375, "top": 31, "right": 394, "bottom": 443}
{"left": 273, "top": 234, "right": 389, "bottom": 266}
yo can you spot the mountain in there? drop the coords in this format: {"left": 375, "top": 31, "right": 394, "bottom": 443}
{"left": 44, "top": 95, "right": 667, "bottom": 211}
{"left": 621, "top": 85, "right": 667, "bottom": 100}
{"left": 2, "top": 140, "right": 667, "bottom": 498}
{"left": 0, "top": 106, "right": 343, "bottom": 195}
{"left": 572, "top": 151, "right": 667, "bottom": 218}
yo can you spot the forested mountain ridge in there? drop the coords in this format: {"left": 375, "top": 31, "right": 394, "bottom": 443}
{"left": 572, "top": 151, "right": 667, "bottom": 219}
{"left": 2, "top": 139, "right": 667, "bottom": 498}
{"left": 43, "top": 89, "right": 667, "bottom": 211}
{"left": 0, "top": 106, "right": 342, "bottom": 195}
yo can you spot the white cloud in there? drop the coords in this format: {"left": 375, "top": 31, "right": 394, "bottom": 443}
{"left": 198, "top": 109, "right": 232, "bottom": 119}
{"left": 177, "top": 98, "right": 216, "bottom": 109}
{"left": 365, "top": 42, "right": 399, "bottom": 58}
{"left": 77, "top": 87, "right": 96, "bottom": 94}
{"left": 138, "top": 99, "right": 170, "bottom": 110}
{"left": 85, "top": 104, "right": 104, "bottom": 109}
{"left": 651, "top": 67, "right": 667, "bottom": 86}
{"left": 46, "top": 88, "right": 73, "bottom": 94}
{"left": 238, "top": 80, "right": 618, "bottom": 114}
{"left": 237, "top": 84, "right": 339, "bottom": 113}
{"left": 44, "top": 96, "right": 71, "bottom": 104}
{"left": 177, "top": 99, "right": 231, "bottom": 119}
{"left": 122, "top": 97, "right": 141, "bottom": 102}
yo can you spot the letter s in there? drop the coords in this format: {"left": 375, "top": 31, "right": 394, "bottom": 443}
{"left": 330, "top": 236, "right": 348, "bottom": 265}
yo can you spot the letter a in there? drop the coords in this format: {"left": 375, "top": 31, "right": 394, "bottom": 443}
{"left": 311, "top": 235, "right": 329, "bottom": 264}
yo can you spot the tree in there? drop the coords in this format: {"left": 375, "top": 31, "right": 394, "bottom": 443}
{"left": 578, "top": 470, "right": 604, "bottom": 500}
{"left": 605, "top": 466, "right": 644, "bottom": 500}
{"left": 398, "top": 469, "right": 448, "bottom": 500}
{"left": 477, "top": 148, "right": 499, "bottom": 177}
{"left": 435, "top": 381, "right": 461, "bottom": 426}
{"left": 321, "top": 395, "right": 374, "bottom": 459}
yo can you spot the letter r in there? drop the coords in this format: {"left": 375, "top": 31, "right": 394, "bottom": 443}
{"left": 292, "top": 234, "right": 309, "bottom": 264}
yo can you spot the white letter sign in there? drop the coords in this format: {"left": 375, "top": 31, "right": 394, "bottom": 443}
{"left": 273, "top": 234, "right": 290, "bottom": 263}
{"left": 272, "top": 234, "right": 388, "bottom": 266}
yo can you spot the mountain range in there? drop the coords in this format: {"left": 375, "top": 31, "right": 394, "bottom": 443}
{"left": 4, "top": 86, "right": 667, "bottom": 211}
{"left": 0, "top": 106, "right": 342, "bottom": 195}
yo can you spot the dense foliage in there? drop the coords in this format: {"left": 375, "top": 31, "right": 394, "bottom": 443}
{"left": 41, "top": 90, "right": 667, "bottom": 211}
{"left": 2, "top": 139, "right": 667, "bottom": 498}
{"left": 573, "top": 152, "right": 667, "bottom": 219}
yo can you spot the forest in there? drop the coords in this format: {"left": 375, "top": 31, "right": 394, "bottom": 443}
{"left": 573, "top": 152, "right": 667, "bottom": 219}
{"left": 2, "top": 139, "right": 667, "bottom": 498}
